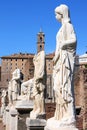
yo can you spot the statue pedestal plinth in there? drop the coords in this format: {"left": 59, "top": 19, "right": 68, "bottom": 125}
{"left": 45, "top": 117, "right": 79, "bottom": 130}
{"left": 45, "top": 126, "right": 78, "bottom": 130}
{"left": 26, "top": 118, "right": 46, "bottom": 130}
{"left": 15, "top": 100, "right": 33, "bottom": 110}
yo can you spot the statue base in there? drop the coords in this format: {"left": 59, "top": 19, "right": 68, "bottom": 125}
{"left": 15, "top": 100, "right": 33, "bottom": 110}
{"left": 30, "top": 110, "right": 46, "bottom": 119}
{"left": 45, "top": 117, "right": 78, "bottom": 130}
{"left": 45, "top": 127, "right": 78, "bottom": 130}
{"left": 26, "top": 118, "right": 46, "bottom": 130}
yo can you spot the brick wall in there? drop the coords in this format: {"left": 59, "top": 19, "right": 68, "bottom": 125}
{"left": 74, "top": 67, "right": 87, "bottom": 130}
{"left": 45, "top": 103, "right": 56, "bottom": 119}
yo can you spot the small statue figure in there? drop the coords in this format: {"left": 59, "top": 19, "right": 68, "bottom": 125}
{"left": 20, "top": 78, "right": 34, "bottom": 100}
{"left": 1, "top": 90, "right": 6, "bottom": 115}
{"left": 8, "top": 68, "right": 23, "bottom": 104}
{"left": 30, "top": 50, "right": 46, "bottom": 119}
{"left": 4, "top": 91, "right": 9, "bottom": 107}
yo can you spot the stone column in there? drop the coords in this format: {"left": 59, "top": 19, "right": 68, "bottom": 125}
{"left": 9, "top": 106, "right": 18, "bottom": 130}
{"left": 2, "top": 108, "right": 6, "bottom": 126}
{"left": 6, "top": 106, "right": 10, "bottom": 130}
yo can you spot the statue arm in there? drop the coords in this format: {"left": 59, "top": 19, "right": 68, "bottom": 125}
{"left": 60, "top": 24, "right": 77, "bottom": 50}
{"left": 61, "top": 37, "right": 76, "bottom": 50}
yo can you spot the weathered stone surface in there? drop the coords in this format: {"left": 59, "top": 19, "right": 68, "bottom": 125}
{"left": 26, "top": 118, "right": 46, "bottom": 126}
{"left": 46, "top": 4, "right": 77, "bottom": 130}
{"left": 30, "top": 50, "right": 46, "bottom": 119}
{"left": 9, "top": 106, "right": 18, "bottom": 130}
{"left": 26, "top": 118, "right": 46, "bottom": 130}
{"left": 45, "top": 126, "right": 78, "bottom": 130}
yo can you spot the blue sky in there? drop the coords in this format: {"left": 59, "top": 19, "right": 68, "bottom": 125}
{"left": 0, "top": 0, "right": 87, "bottom": 57}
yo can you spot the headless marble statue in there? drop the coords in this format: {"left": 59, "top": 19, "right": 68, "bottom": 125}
{"left": 8, "top": 69, "right": 21, "bottom": 104}
{"left": 1, "top": 90, "right": 6, "bottom": 115}
{"left": 45, "top": 4, "right": 78, "bottom": 130}
{"left": 20, "top": 78, "right": 34, "bottom": 100}
{"left": 30, "top": 50, "right": 46, "bottom": 119}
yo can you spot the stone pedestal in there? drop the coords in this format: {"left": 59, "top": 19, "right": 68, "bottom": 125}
{"left": 44, "top": 118, "right": 79, "bottom": 130}
{"left": 9, "top": 106, "right": 18, "bottom": 130}
{"left": 2, "top": 109, "right": 6, "bottom": 126}
{"left": 15, "top": 100, "right": 33, "bottom": 109}
{"left": 15, "top": 100, "right": 33, "bottom": 130}
{"left": 26, "top": 118, "right": 46, "bottom": 130}
{"left": 45, "top": 126, "right": 78, "bottom": 130}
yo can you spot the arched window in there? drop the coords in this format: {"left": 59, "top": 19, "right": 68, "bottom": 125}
{"left": 40, "top": 45, "right": 42, "bottom": 51}
{"left": 40, "top": 37, "right": 42, "bottom": 42}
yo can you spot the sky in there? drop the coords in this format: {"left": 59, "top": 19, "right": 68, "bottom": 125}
{"left": 0, "top": 0, "right": 87, "bottom": 58}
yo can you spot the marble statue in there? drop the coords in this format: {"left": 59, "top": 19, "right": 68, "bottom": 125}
{"left": 1, "top": 90, "right": 6, "bottom": 115}
{"left": 8, "top": 69, "right": 22, "bottom": 103}
{"left": 30, "top": 50, "right": 46, "bottom": 119}
{"left": 14, "top": 78, "right": 34, "bottom": 110}
{"left": 4, "top": 91, "right": 9, "bottom": 107}
{"left": 8, "top": 81, "right": 12, "bottom": 104}
{"left": 1, "top": 90, "right": 9, "bottom": 109}
{"left": 20, "top": 78, "right": 34, "bottom": 100}
{"left": 1, "top": 89, "right": 9, "bottom": 125}
{"left": 45, "top": 4, "right": 78, "bottom": 130}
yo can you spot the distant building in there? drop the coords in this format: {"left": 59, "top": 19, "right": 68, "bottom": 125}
{"left": 76, "top": 53, "right": 87, "bottom": 65}
{"left": 79, "top": 53, "right": 87, "bottom": 66}
{"left": 75, "top": 53, "right": 87, "bottom": 69}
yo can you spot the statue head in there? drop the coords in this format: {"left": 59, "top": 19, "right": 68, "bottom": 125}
{"left": 55, "top": 4, "right": 70, "bottom": 23}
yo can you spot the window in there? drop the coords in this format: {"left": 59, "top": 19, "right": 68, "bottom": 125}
{"left": 40, "top": 37, "right": 42, "bottom": 42}
{"left": 40, "top": 45, "right": 42, "bottom": 51}
{"left": 76, "top": 106, "right": 81, "bottom": 115}
{"left": 49, "top": 63, "right": 50, "bottom": 66}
